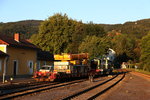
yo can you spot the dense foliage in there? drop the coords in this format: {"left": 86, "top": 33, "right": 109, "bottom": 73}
{"left": 140, "top": 32, "right": 150, "bottom": 71}
{"left": 31, "top": 14, "right": 84, "bottom": 53}
{"left": 30, "top": 13, "right": 106, "bottom": 55}
{"left": 103, "top": 19, "right": 150, "bottom": 39}
{"left": 79, "top": 36, "right": 110, "bottom": 59}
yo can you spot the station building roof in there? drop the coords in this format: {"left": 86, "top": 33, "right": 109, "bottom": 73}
{"left": 0, "top": 34, "right": 38, "bottom": 50}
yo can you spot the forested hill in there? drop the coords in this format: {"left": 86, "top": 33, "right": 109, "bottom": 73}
{"left": 101, "top": 18, "right": 150, "bottom": 38}
{"left": 0, "top": 18, "right": 150, "bottom": 39}
{"left": 0, "top": 20, "right": 43, "bottom": 39}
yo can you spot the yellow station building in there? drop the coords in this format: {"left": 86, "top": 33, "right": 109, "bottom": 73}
{"left": 0, "top": 33, "right": 38, "bottom": 77}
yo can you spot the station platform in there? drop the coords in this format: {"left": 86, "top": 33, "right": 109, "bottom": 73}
{"left": 0, "top": 75, "right": 35, "bottom": 86}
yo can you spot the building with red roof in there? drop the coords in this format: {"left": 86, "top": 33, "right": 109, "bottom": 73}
{"left": 0, "top": 33, "right": 38, "bottom": 77}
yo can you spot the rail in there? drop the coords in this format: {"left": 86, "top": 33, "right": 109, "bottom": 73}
{"left": 0, "top": 79, "right": 86, "bottom": 99}
{"left": 62, "top": 72, "right": 125, "bottom": 100}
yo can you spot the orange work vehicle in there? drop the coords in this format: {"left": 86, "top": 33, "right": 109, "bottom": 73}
{"left": 34, "top": 53, "right": 90, "bottom": 81}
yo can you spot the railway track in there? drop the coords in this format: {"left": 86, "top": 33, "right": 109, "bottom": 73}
{"left": 0, "top": 81, "right": 51, "bottom": 91}
{"left": 62, "top": 72, "right": 125, "bottom": 100}
{"left": 0, "top": 71, "right": 126, "bottom": 100}
{"left": 0, "top": 79, "right": 86, "bottom": 100}
{"left": 0, "top": 81, "right": 58, "bottom": 96}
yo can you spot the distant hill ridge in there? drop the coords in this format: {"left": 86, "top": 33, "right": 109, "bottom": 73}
{"left": 0, "top": 20, "right": 43, "bottom": 39}
{"left": 0, "top": 18, "right": 150, "bottom": 39}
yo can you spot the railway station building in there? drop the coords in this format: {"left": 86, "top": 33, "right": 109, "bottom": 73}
{"left": 0, "top": 33, "right": 38, "bottom": 78}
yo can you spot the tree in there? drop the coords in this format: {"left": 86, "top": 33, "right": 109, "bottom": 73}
{"left": 84, "top": 22, "right": 105, "bottom": 37}
{"left": 30, "top": 13, "right": 85, "bottom": 54}
{"left": 140, "top": 32, "right": 150, "bottom": 71}
{"left": 78, "top": 36, "right": 110, "bottom": 59}
{"left": 65, "top": 21, "right": 85, "bottom": 53}
{"left": 111, "top": 34, "right": 136, "bottom": 63}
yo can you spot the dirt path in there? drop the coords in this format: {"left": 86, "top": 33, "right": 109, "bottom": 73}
{"left": 100, "top": 71, "right": 150, "bottom": 100}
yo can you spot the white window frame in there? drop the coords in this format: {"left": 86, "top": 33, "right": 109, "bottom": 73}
{"left": 28, "top": 60, "right": 33, "bottom": 67}
{"left": 28, "top": 60, "right": 33, "bottom": 74}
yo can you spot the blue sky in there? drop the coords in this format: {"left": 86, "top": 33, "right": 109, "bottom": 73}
{"left": 0, "top": 0, "right": 150, "bottom": 24}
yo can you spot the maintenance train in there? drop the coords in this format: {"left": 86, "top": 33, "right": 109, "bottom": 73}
{"left": 34, "top": 53, "right": 113, "bottom": 81}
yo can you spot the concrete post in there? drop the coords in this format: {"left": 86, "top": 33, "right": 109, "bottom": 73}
{"left": 3, "top": 57, "right": 8, "bottom": 83}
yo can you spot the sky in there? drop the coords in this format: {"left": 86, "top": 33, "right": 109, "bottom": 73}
{"left": 0, "top": 0, "right": 150, "bottom": 24}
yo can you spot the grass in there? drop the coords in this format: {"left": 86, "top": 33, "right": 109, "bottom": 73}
{"left": 126, "top": 68, "right": 150, "bottom": 75}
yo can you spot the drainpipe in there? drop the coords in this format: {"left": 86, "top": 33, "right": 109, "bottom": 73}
{"left": 3, "top": 56, "right": 9, "bottom": 83}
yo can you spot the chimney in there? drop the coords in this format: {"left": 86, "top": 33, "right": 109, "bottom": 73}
{"left": 14, "top": 33, "right": 20, "bottom": 42}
